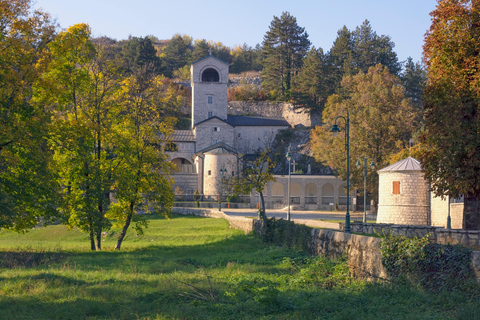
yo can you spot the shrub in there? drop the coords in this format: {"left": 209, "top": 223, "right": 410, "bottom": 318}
{"left": 379, "top": 233, "right": 477, "bottom": 293}
{"left": 262, "top": 218, "right": 312, "bottom": 253}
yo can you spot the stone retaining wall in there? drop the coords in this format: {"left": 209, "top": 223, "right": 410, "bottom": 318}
{"left": 172, "top": 207, "right": 480, "bottom": 281}
{"left": 345, "top": 222, "right": 480, "bottom": 247}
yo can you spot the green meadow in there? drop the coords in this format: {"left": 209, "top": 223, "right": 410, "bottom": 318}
{"left": 0, "top": 215, "right": 478, "bottom": 320}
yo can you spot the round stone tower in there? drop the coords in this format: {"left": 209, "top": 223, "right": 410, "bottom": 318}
{"left": 377, "top": 157, "right": 430, "bottom": 225}
{"left": 203, "top": 146, "right": 238, "bottom": 196}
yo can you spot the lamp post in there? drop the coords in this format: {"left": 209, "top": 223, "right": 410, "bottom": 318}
{"left": 446, "top": 195, "right": 451, "bottom": 230}
{"left": 356, "top": 154, "right": 375, "bottom": 223}
{"left": 219, "top": 165, "right": 226, "bottom": 211}
{"left": 286, "top": 144, "right": 292, "bottom": 221}
{"left": 330, "top": 110, "right": 351, "bottom": 233}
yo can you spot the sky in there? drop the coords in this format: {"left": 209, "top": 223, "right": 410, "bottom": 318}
{"left": 33, "top": 0, "right": 439, "bottom": 65}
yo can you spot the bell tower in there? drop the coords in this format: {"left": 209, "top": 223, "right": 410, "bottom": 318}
{"left": 190, "top": 56, "right": 229, "bottom": 128}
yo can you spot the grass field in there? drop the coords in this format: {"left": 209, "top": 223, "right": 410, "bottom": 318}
{"left": 0, "top": 214, "right": 478, "bottom": 319}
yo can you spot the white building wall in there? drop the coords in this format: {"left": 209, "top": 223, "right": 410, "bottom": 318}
{"left": 234, "top": 125, "right": 289, "bottom": 154}
{"left": 203, "top": 153, "right": 238, "bottom": 196}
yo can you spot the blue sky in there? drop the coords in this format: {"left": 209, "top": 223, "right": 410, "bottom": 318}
{"left": 34, "top": 0, "right": 438, "bottom": 65}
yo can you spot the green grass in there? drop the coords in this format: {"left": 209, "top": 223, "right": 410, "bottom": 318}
{"left": 0, "top": 215, "right": 478, "bottom": 319}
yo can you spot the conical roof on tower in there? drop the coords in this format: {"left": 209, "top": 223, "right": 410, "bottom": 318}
{"left": 378, "top": 157, "right": 422, "bottom": 172}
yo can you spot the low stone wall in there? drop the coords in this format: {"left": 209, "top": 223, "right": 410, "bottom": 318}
{"left": 172, "top": 207, "right": 480, "bottom": 281}
{"left": 345, "top": 222, "right": 480, "bottom": 247}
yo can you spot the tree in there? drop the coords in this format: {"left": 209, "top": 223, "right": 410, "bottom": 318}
{"left": 326, "top": 21, "right": 400, "bottom": 98}
{"left": 161, "top": 34, "right": 192, "bottom": 78}
{"left": 0, "top": 0, "right": 59, "bottom": 231}
{"left": 310, "top": 64, "right": 418, "bottom": 203}
{"left": 109, "top": 68, "right": 176, "bottom": 250}
{"left": 420, "top": 0, "right": 480, "bottom": 229}
{"left": 401, "top": 57, "right": 427, "bottom": 120}
{"left": 261, "top": 12, "right": 310, "bottom": 100}
{"left": 192, "top": 39, "right": 210, "bottom": 62}
{"left": 292, "top": 46, "right": 328, "bottom": 112}
{"left": 228, "top": 150, "right": 276, "bottom": 231}
{"left": 37, "top": 24, "right": 120, "bottom": 250}
{"left": 230, "top": 43, "right": 262, "bottom": 74}
{"left": 121, "top": 36, "right": 163, "bottom": 76}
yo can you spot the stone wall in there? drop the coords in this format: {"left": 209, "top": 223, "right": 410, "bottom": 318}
{"left": 228, "top": 101, "right": 321, "bottom": 127}
{"left": 172, "top": 207, "right": 480, "bottom": 281}
{"left": 346, "top": 222, "right": 480, "bottom": 247}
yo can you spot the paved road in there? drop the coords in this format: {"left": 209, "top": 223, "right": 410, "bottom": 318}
{"left": 221, "top": 208, "right": 365, "bottom": 229}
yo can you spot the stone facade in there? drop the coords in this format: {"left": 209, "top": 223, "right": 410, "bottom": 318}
{"left": 227, "top": 101, "right": 321, "bottom": 127}
{"left": 191, "top": 57, "right": 229, "bottom": 127}
{"left": 430, "top": 195, "right": 464, "bottom": 229}
{"left": 194, "top": 118, "right": 234, "bottom": 152}
{"left": 233, "top": 125, "right": 288, "bottom": 154}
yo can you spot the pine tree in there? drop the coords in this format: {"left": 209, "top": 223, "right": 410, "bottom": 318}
{"left": 292, "top": 46, "right": 328, "bottom": 112}
{"left": 261, "top": 12, "right": 310, "bottom": 100}
{"left": 401, "top": 57, "right": 426, "bottom": 118}
{"left": 162, "top": 34, "right": 192, "bottom": 78}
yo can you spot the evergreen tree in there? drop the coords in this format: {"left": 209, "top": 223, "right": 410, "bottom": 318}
{"left": 121, "top": 36, "right": 162, "bottom": 76}
{"left": 192, "top": 39, "right": 210, "bottom": 62}
{"left": 162, "top": 34, "right": 192, "bottom": 78}
{"left": 401, "top": 57, "right": 427, "bottom": 118}
{"left": 261, "top": 12, "right": 310, "bottom": 100}
{"left": 292, "top": 46, "right": 328, "bottom": 112}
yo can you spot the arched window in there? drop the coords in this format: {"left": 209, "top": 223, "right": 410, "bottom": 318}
{"left": 165, "top": 142, "right": 177, "bottom": 152}
{"left": 202, "top": 68, "right": 219, "bottom": 82}
{"left": 322, "top": 183, "right": 335, "bottom": 205}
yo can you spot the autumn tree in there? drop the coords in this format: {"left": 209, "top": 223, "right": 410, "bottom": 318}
{"left": 0, "top": 0, "right": 59, "bottom": 230}
{"left": 310, "top": 64, "right": 418, "bottom": 203}
{"left": 261, "top": 12, "right": 310, "bottom": 100}
{"left": 228, "top": 150, "right": 276, "bottom": 231}
{"left": 192, "top": 39, "right": 210, "bottom": 62}
{"left": 109, "top": 68, "right": 176, "bottom": 250}
{"left": 37, "top": 24, "right": 120, "bottom": 250}
{"left": 421, "top": 0, "right": 480, "bottom": 229}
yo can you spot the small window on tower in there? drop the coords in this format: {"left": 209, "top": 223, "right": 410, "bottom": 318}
{"left": 238, "top": 133, "right": 241, "bottom": 137}
{"left": 393, "top": 181, "right": 400, "bottom": 194}
{"left": 213, "top": 127, "right": 220, "bottom": 132}
{"left": 208, "top": 111, "right": 213, "bottom": 118}
{"left": 212, "top": 138, "right": 218, "bottom": 145}
{"left": 208, "top": 170, "right": 211, "bottom": 176}
{"left": 208, "top": 96, "right": 213, "bottom": 104}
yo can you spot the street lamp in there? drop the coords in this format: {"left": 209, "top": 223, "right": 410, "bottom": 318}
{"left": 356, "top": 154, "right": 375, "bottom": 223}
{"left": 219, "top": 165, "right": 227, "bottom": 211}
{"left": 447, "top": 195, "right": 451, "bottom": 230}
{"left": 286, "top": 144, "right": 292, "bottom": 221}
{"left": 330, "top": 110, "right": 351, "bottom": 233}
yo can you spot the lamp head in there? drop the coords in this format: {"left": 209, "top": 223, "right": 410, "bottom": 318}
{"left": 370, "top": 160, "right": 376, "bottom": 170}
{"left": 331, "top": 124, "right": 340, "bottom": 137}
{"left": 355, "top": 160, "right": 361, "bottom": 169}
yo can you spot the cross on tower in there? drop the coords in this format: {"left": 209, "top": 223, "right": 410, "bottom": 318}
{"left": 208, "top": 48, "right": 213, "bottom": 56}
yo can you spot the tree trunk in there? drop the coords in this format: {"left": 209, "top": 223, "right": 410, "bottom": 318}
{"left": 115, "top": 203, "right": 133, "bottom": 250}
{"left": 89, "top": 229, "right": 95, "bottom": 251}
{"left": 96, "top": 229, "right": 102, "bottom": 250}
{"left": 463, "top": 192, "right": 480, "bottom": 230}
{"left": 258, "top": 192, "right": 268, "bottom": 231}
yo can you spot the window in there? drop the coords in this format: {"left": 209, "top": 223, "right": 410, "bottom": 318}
{"left": 238, "top": 133, "right": 241, "bottom": 137}
{"left": 208, "top": 111, "right": 213, "bottom": 118}
{"left": 213, "top": 127, "right": 220, "bottom": 132}
{"left": 212, "top": 138, "right": 218, "bottom": 145}
{"left": 202, "top": 68, "right": 219, "bottom": 82}
{"left": 208, "top": 96, "right": 213, "bottom": 104}
{"left": 264, "top": 131, "right": 268, "bottom": 136}
{"left": 393, "top": 181, "right": 400, "bottom": 194}
{"left": 232, "top": 171, "right": 235, "bottom": 176}
{"left": 208, "top": 170, "right": 211, "bottom": 176}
